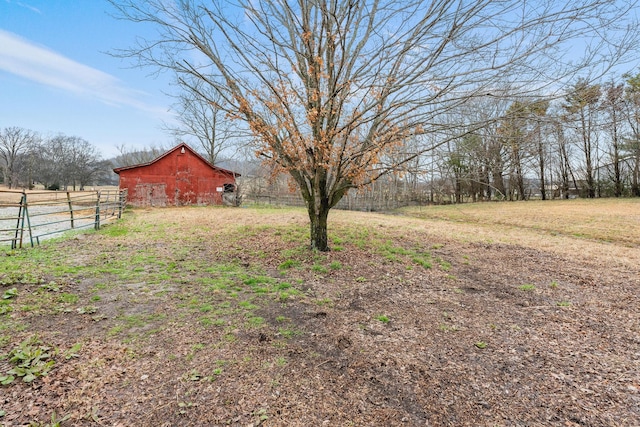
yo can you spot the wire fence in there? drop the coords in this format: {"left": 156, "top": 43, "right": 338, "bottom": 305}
{"left": 0, "top": 189, "right": 127, "bottom": 249}
{"left": 244, "top": 192, "right": 427, "bottom": 212}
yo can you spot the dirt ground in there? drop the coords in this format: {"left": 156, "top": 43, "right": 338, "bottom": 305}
{"left": 0, "top": 206, "right": 639, "bottom": 426}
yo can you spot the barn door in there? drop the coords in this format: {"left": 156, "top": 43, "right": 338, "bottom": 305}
{"left": 134, "top": 183, "right": 167, "bottom": 207}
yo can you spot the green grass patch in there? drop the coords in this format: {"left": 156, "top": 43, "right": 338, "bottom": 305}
{"left": 278, "top": 327, "right": 301, "bottom": 339}
{"left": 375, "top": 315, "right": 390, "bottom": 323}
{"left": 246, "top": 316, "right": 265, "bottom": 328}
{"left": 277, "top": 288, "right": 302, "bottom": 302}
{"left": 199, "top": 303, "right": 214, "bottom": 313}
{"left": 278, "top": 259, "right": 301, "bottom": 270}
{"left": 312, "top": 264, "right": 328, "bottom": 274}
{"left": 100, "top": 223, "right": 129, "bottom": 237}
{"left": 315, "top": 298, "right": 333, "bottom": 306}
{"left": 58, "top": 293, "right": 79, "bottom": 304}
{"left": 437, "top": 258, "right": 452, "bottom": 271}
{"left": 412, "top": 256, "right": 432, "bottom": 269}
{"left": 239, "top": 300, "right": 258, "bottom": 310}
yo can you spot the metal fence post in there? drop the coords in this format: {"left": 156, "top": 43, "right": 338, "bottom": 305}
{"left": 67, "top": 191, "right": 74, "bottom": 229}
{"left": 118, "top": 190, "right": 126, "bottom": 219}
{"left": 24, "top": 197, "right": 34, "bottom": 247}
{"left": 12, "top": 193, "right": 26, "bottom": 249}
{"left": 95, "top": 191, "right": 101, "bottom": 230}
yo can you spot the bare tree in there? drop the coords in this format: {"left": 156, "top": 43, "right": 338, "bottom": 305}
{"left": 113, "top": 144, "right": 169, "bottom": 168}
{"left": 65, "top": 137, "right": 107, "bottom": 190}
{"left": 601, "top": 80, "right": 626, "bottom": 197}
{"left": 165, "top": 77, "right": 242, "bottom": 165}
{"left": 32, "top": 135, "right": 106, "bottom": 190}
{"left": 563, "top": 79, "right": 602, "bottom": 198}
{"left": 111, "top": 0, "right": 638, "bottom": 250}
{"left": 437, "top": 96, "right": 511, "bottom": 201}
{"left": 528, "top": 101, "right": 550, "bottom": 200}
{"left": 33, "top": 135, "right": 67, "bottom": 190}
{"left": 550, "top": 118, "right": 578, "bottom": 199}
{"left": 498, "top": 99, "right": 550, "bottom": 200}
{"left": 624, "top": 72, "right": 640, "bottom": 196}
{"left": 499, "top": 102, "right": 532, "bottom": 200}
{"left": 0, "top": 127, "right": 40, "bottom": 189}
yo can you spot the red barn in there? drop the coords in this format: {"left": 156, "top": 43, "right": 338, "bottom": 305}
{"left": 113, "top": 143, "right": 240, "bottom": 207}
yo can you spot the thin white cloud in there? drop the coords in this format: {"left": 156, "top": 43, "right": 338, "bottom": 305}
{"left": 0, "top": 29, "right": 170, "bottom": 117}
{"left": 4, "top": 0, "right": 41, "bottom": 14}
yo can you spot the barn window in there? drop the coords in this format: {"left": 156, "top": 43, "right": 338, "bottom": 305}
{"left": 223, "top": 183, "right": 235, "bottom": 193}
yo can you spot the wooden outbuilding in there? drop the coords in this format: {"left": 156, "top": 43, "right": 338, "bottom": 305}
{"left": 113, "top": 143, "right": 239, "bottom": 207}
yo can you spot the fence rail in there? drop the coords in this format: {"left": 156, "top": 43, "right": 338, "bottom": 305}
{"left": 0, "top": 189, "right": 127, "bottom": 249}
{"left": 244, "top": 192, "right": 420, "bottom": 212}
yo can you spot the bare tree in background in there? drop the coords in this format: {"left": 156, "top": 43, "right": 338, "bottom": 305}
{"left": 601, "top": 80, "right": 626, "bottom": 197}
{"left": 33, "top": 135, "right": 107, "bottom": 190}
{"left": 0, "top": 127, "right": 40, "bottom": 189}
{"left": 64, "top": 137, "right": 108, "bottom": 190}
{"left": 499, "top": 102, "right": 531, "bottom": 200}
{"left": 528, "top": 101, "right": 550, "bottom": 200}
{"left": 34, "top": 135, "right": 68, "bottom": 190}
{"left": 563, "top": 79, "right": 602, "bottom": 198}
{"left": 624, "top": 72, "right": 640, "bottom": 196}
{"left": 550, "top": 117, "right": 578, "bottom": 199}
{"left": 165, "top": 77, "right": 241, "bottom": 165}
{"left": 113, "top": 144, "right": 169, "bottom": 168}
{"left": 111, "top": 0, "right": 638, "bottom": 250}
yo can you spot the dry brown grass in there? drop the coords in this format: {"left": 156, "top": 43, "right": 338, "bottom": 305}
{"left": 377, "top": 198, "right": 639, "bottom": 269}
{"left": 400, "top": 199, "right": 640, "bottom": 244}
{"left": 182, "top": 199, "right": 640, "bottom": 269}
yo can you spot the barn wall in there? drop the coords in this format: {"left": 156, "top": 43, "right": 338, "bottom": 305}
{"left": 118, "top": 149, "right": 236, "bottom": 207}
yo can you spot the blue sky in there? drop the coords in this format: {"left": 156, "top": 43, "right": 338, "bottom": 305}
{"left": 2, "top": 1, "right": 639, "bottom": 162}
{"left": 0, "top": 0, "right": 177, "bottom": 158}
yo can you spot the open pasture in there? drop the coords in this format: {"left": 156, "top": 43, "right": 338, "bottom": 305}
{"left": 400, "top": 198, "right": 640, "bottom": 247}
{"left": 0, "top": 200, "right": 638, "bottom": 426}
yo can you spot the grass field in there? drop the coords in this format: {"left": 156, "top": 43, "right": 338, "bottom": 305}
{"left": 0, "top": 200, "right": 638, "bottom": 426}
{"left": 397, "top": 199, "right": 640, "bottom": 269}
{"left": 400, "top": 198, "right": 640, "bottom": 245}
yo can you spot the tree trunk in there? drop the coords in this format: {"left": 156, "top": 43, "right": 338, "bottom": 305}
{"left": 610, "top": 110, "right": 623, "bottom": 197}
{"left": 538, "top": 140, "right": 546, "bottom": 200}
{"left": 613, "top": 153, "right": 622, "bottom": 197}
{"left": 633, "top": 153, "right": 640, "bottom": 197}
{"left": 492, "top": 169, "right": 506, "bottom": 199}
{"left": 455, "top": 173, "right": 463, "bottom": 203}
{"left": 511, "top": 145, "right": 526, "bottom": 200}
{"left": 303, "top": 176, "right": 333, "bottom": 252}
{"left": 308, "top": 204, "right": 329, "bottom": 251}
{"left": 580, "top": 112, "right": 596, "bottom": 198}
{"left": 537, "top": 119, "right": 546, "bottom": 200}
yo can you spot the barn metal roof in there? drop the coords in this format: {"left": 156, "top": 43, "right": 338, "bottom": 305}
{"left": 112, "top": 142, "right": 241, "bottom": 177}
